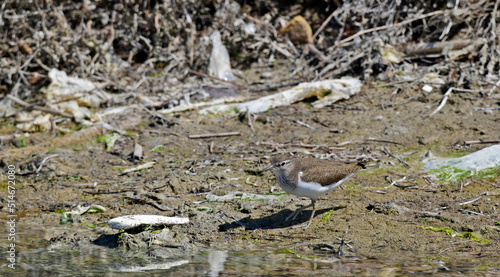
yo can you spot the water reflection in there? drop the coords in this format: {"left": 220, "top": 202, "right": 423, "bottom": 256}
{"left": 207, "top": 250, "right": 227, "bottom": 276}
{"left": 2, "top": 246, "right": 500, "bottom": 276}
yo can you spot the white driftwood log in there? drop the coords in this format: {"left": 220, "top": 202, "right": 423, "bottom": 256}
{"left": 108, "top": 215, "right": 189, "bottom": 230}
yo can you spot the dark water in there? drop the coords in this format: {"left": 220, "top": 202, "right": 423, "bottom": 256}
{"left": 1, "top": 223, "right": 499, "bottom": 276}
{"left": 2, "top": 245, "right": 499, "bottom": 276}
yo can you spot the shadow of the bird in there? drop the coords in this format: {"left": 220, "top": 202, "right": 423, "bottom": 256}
{"left": 219, "top": 206, "right": 347, "bottom": 231}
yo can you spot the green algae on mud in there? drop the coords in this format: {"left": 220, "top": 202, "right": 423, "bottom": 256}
{"left": 420, "top": 226, "right": 490, "bottom": 243}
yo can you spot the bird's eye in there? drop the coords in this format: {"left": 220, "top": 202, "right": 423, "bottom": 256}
{"left": 281, "top": 162, "right": 286, "bottom": 166}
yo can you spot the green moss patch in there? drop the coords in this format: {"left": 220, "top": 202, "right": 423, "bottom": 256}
{"left": 420, "top": 226, "right": 489, "bottom": 243}
{"left": 429, "top": 166, "right": 497, "bottom": 183}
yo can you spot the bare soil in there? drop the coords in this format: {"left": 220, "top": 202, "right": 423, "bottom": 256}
{"left": 1, "top": 77, "right": 500, "bottom": 275}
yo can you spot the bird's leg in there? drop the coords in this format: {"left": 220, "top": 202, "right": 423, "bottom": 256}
{"left": 303, "top": 200, "right": 316, "bottom": 229}
{"left": 285, "top": 199, "right": 314, "bottom": 221}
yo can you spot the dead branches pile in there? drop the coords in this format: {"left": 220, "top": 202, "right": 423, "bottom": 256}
{"left": 0, "top": 0, "right": 498, "bottom": 116}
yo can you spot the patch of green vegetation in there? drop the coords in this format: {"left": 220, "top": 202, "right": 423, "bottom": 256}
{"left": 14, "top": 137, "right": 27, "bottom": 148}
{"left": 86, "top": 207, "right": 105, "bottom": 214}
{"left": 235, "top": 53, "right": 251, "bottom": 61}
{"left": 54, "top": 209, "right": 67, "bottom": 213}
{"left": 307, "top": 255, "right": 319, "bottom": 259}
{"left": 421, "top": 256, "right": 450, "bottom": 262}
{"left": 113, "top": 166, "right": 125, "bottom": 171}
{"left": 355, "top": 168, "right": 381, "bottom": 177}
{"left": 151, "top": 145, "right": 164, "bottom": 152}
{"left": 471, "top": 264, "right": 491, "bottom": 270}
{"left": 276, "top": 248, "right": 302, "bottom": 259}
{"left": 428, "top": 144, "right": 442, "bottom": 151}
{"left": 97, "top": 133, "right": 120, "bottom": 151}
{"left": 429, "top": 166, "right": 497, "bottom": 183}
{"left": 231, "top": 252, "right": 245, "bottom": 256}
{"left": 266, "top": 191, "right": 288, "bottom": 196}
{"left": 495, "top": 222, "right": 500, "bottom": 226}
{"left": 277, "top": 248, "right": 296, "bottom": 254}
{"left": 117, "top": 230, "right": 125, "bottom": 243}
{"left": 229, "top": 107, "right": 240, "bottom": 114}
{"left": 0, "top": 123, "right": 15, "bottom": 129}
{"left": 82, "top": 223, "right": 97, "bottom": 228}
{"left": 345, "top": 184, "right": 360, "bottom": 198}
{"left": 196, "top": 206, "right": 214, "bottom": 212}
{"left": 420, "top": 226, "right": 490, "bottom": 243}
{"left": 237, "top": 235, "right": 250, "bottom": 239}
{"left": 65, "top": 175, "right": 82, "bottom": 181}
{"left": 321, "top": 210, "right": 333, "bottom": 223}
{"left": 447, "top": 150, "right": 469, "bottom": 158}
{"left": 60, "top": 213, "right": 71, "bottom": 225}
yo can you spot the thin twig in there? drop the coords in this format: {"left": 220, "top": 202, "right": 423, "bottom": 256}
{"left": 310, "top": 9, "right": 339, "bottom": 44}
{"left": 383, "top": 146, "right": 411, "bottom": 168}
{"left": 258, "top": 141, "right": 332, "bottom": 149}
{"left": 464, "top": 139, "right": 500, "bottom": 145}
{"left": 36, "top": 154, "right": 59, "bottom": 173}
{"left": 143, "top": 130, "right": 181, "bottom": 137}
{"left": 5, "top": 94, "right": 74, "bottom": 118}
{"left": 428, "top": 87, "right": 453, "bottom": 118}
{"left": 338, "top": 10, "right": 446, "bottom": 45}
{"left": 247, "top": 109, "right": 256, "bottom": 135}
{"left": 457, "top": 197, "right": 482, "bottom": 206}
{"left": 336, "top": 139, "right": 404, "bottom": 146}
{"left": 283, "top": 116, "right": 318, "bottom": 130}
{"left": 188, "top": 132, "right": 241, "bottom": 139}
{"left": 338, "top": 225, "right": 350, "bottom": 257}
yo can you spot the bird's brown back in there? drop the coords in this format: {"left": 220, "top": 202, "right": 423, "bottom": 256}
{"left": 295, "top": 158, "right": 365, "bottom": 186}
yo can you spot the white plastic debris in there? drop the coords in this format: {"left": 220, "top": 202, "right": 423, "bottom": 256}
{"left": 208, "top": 31, "right": 235, "bottom": 81}
{"left": 199, "top": 77, "right": 361, "bottom": 115}
{"left": 108, "top": 215, "right": 189, "bottom": 230}
{"left": 422, "top": 84, "right": 433, "bottom": 93}
{"left": 44, "top": 68, "right": 105, "bottom": 107}
{"left": 42, "top": 68, "right": 110, "bottom": 122}
{"left": 425, "top": 144, "right": 500, "bottom": 182}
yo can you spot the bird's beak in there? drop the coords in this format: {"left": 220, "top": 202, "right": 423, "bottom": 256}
{"left": 259, "top": 164, "right": 274, "bottom": 173}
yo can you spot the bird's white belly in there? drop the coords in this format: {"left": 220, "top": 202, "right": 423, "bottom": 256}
{"left": 292, "top": 173, "right": 337, "bottom": 199}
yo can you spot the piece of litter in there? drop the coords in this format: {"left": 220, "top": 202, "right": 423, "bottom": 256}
{"left": 422, "top": 85, "right": 433, "bottom": 93}
{"left": 108, "top": 215, "right": 189, "bottom": 230}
